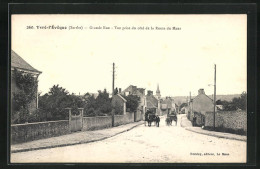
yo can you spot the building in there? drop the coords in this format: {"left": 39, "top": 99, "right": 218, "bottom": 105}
{"left": 146, "top": 90, "right": 159, "bottom": 114}
{"left": 155, "top": 84, "right": 161, "bottom": 115}
{"left": 188, "top": 89, "right": 214, "bottom": 126}
{"left": 121, "top": 85, "right": 147, "bottom": 114}
{"left": 111, "top": 94, "right": 127, "bottom": 115}
{"left": 11, "top": 50, "right": 42, "bottom": 116}
{"left": 160, "top": 97, "right": 178, "bottom": 115}
{"left": 155, "top": 84, "right": 161, "bottom": 99}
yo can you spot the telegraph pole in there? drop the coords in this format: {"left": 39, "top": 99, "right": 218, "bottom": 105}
{"left": 213, "top": 64, "right": 216, "bottom": 130}
{"left": 112, "top": 62, "right": 115, "bottom": 127}
{"left": 112, "top": 63, "right": 115, "bottom": 95}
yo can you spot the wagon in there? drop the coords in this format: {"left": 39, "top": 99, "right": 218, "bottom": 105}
{"left": 166, "top": 114, "right": 177, "bottom": 126}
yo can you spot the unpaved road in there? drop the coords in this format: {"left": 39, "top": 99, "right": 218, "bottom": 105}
{"left": 11, "top": 115, "right": 246, "bottom": 163}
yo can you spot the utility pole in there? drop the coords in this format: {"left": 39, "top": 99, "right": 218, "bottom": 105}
{"left": 112, "top": 62, "right": 115, "bottom": 127}
{"left": 213, "top": 64, "right": 216, "bottom": 130}
{"left": 190, "top": 91, "right": 192, "bottom": 115}
{"left": 112, "top": 62, "right": 115, "bottom": 95}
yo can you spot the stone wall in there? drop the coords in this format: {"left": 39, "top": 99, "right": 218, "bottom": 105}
{"left": 82, "top": 116, "right": 112, "bottom": 131}
{"left": 11, "top": 111, "right": 141, "bottom": 144}
{"left": 11, "top": 120, "right": 69, "bottom": 144}
{"left": 205, "top": 111, "right": 247, "bottom": 132}
{"left": 135, "top": 110, "right": 143, "bottom": 122}
{"left": 114, "top": 112, "right": 134, "bottom": 126}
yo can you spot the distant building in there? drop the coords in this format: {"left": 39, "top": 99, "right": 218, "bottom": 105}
{"left": 11, "top": 50, "right": 42, "bottom": 115}
{"left": 121, "top": 85, "right": 147, "bottom": 114}
{"left": 188, "top": 89, "right": 214, "bottom": 126}
{"left": 160, "top": 97, "right": 178, "bottom": 115}
{"left": 111, "top": 94, "right": 127, "bottom": 115}
{"left": 146, "top": 90, "right": 159, "bottom": 114}
{"left": 155, "top": 84, "right": 161, "bottom": 99}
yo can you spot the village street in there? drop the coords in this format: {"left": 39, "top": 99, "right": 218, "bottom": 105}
{"left": 11, "top": 115, "right": 246, "bottom": 163}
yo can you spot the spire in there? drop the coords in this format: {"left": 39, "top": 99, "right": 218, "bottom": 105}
{"left": 156, "top": 83, "right": 161, "bottom": 98}
{"left": 156, "top": 84, "right": 160, "bottom": 93}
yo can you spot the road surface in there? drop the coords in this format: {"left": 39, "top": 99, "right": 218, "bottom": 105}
{"left": 11, "top": 115, "right": 246, "bottom": 163}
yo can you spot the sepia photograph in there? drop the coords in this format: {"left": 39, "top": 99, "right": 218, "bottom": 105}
{"left": 10, "top": 14, "right": 247, "bottom": 163}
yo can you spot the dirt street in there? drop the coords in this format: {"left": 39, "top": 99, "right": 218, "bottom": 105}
{"left": 11, "top": 115, "right": 246, "bottom": 163}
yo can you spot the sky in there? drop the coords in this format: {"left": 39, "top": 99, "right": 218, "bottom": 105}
{"left": 11, "top": 14, "right": 247, "bottom": 97}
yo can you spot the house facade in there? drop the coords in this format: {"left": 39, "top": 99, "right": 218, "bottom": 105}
{"left": 11, "top": 50, "right": 42, "bottom": 116}
{"left": 188, "top": 89, "right": 214, "bottom": 126}
{"left": 161, "top": 97, "right": 176, "bottom": 115}
{"left": 121, "top": 85, "right": 147, "bottom": 114}
{"left": 111, "top": 94, "right": 127, "bottom": 115}
{"left": 146, "top": 90, "right": 159, "bottom": 114}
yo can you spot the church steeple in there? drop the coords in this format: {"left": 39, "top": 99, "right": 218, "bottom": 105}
{"left": 156, "top": 83, "right": 161, "bottom": 99}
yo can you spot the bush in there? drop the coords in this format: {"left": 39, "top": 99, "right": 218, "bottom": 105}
{"left": 27, "top": 109, "right": 48, "bottom": 123}
{"left": 124, "top": 95, "right": 140, "bottom": 113}
{"left": 85, "top": 108, "right": 95, "bottom": 117}
{"left": 94, "top": 109, "right": 106, "bottom": 116}
{"left": 115, "top": 105, "right": 123, "bottom": 115}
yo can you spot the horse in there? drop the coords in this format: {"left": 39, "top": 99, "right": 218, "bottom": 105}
{"left": 171, "top": 115, "right": 178, "bottom": 126}
{"left": 165, "top": 117, "right": 172, "bottom": 126}
{"left": 147, "top": 114, "right": 156, "bottom": 127}
{"left": 167, "top": 114, "right": 178, "bottom": 126}
{"left": 144, "top": 111, "right": 150, "bottom": 126}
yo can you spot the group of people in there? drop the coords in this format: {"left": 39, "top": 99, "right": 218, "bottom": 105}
{"left": 144, "top": 110, "right": 160, "bottom": 127}
{"left": 144, "top": 110, "right": 179, "bottom": 127}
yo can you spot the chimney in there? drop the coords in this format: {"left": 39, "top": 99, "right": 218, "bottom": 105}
{"left": 147, "top": 90, "right": 153, "bottom": 95}
{"left": 198, "top": 89, "right": 205, "bottom": 95}
{"left": 132, "top": 86, "right": 137, "bottom": 92}
{"left": 119, "top": 88, "right": 121, "bottom": 93}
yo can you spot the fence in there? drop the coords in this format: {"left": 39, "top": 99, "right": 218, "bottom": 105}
{"left": 205, "top": 110, "right": 247, "bottom": 133}
{"left": 114, "top": 112, "right": 134, "bottom": 126}
{"left": 135, "top": 110, "right": 143, "bottom": 122}
{"left": 11, "top": 111, "right": 141, "bottom": 144}
{"left": 82, "top": 116, "right": 112, "bottom": 130}
{"left": 11, "top": 120, "right": 69, "bottom": 144}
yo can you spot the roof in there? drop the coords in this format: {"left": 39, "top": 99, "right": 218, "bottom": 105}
{"left": 117, "top": 94, "right": 127, "bottom": 102}
{"left": 122, "top": 85, "right": 145, "bottom": 96}
{"left": 11, "top": 50, "right": 41, "bottom": 73}
{"left": 147, "top": 100, "right": 157, "bottom": 109}
{"left": 193, "top": 92, "right": 213, "bottom": 102}
{"left": 162, "top": 98, "right": 173, "bottom": 108}
{"left": 146, "top": 94, "right": 158, "bottom": 107}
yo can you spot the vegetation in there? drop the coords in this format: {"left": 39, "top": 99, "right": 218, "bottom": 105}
{"left": 38, "top": 87, "right": 112, "bottom": 120}
{"left": 123, "top": 95, "right": 140, "bottom": 113}
{"left": 216, "top": 92, "right": 247, "bottom": 111}
{"left": 179, "top": 103, "right": 188, "bottom": 111}
{"left": 12, "top": 69, "right": 38, "bottom": 124}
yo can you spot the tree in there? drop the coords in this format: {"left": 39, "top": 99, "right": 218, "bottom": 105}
{"left": 239, "top": 91, "right": 247, "bottom": 110}
{"left": 216, "top": 99, "right": 222, "bottom": 105}
{"left": 38, "top": 85, "right": 72, "bottom": 120}
{"left": 179, "top": 103, "right": 188, "bottom": 110}
{"left": 114, "top": 87, "right": 118, "bottom": 95}
{"left": 124, "top": 95, "right": 140, "bottom": 112}
{"left": 218, "top": 92, "right": 247, "bottom": 111}
{"left": 95, "top": 89, "right": 112, "bottom": 114}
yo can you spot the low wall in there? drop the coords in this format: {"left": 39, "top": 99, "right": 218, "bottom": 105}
{"left": 82, "top": 116, "right": 112, "bottom": 131}
{"left": 11, "top": 112, "right": 140, "bottom": 144}
{"left": 205, "top": 111, "right": 247, "bottom": 132}
{"left": 114, "top": 112, "right": 134, "bottom": 126}
{"left": 135, "top": 110, "right": 143, "bottom": 122}
{"left": 11, "top": 120, "right": 69, "bottom": 144}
